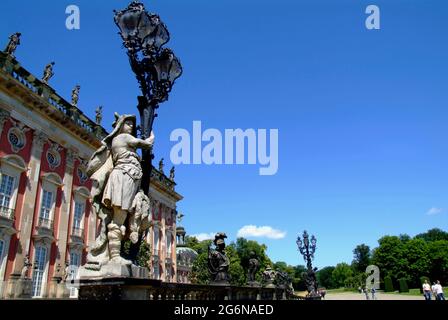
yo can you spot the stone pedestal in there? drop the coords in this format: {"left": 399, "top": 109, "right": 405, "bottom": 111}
{"left": 48, "top": 277, "right": 61, "bottom": 298}
{"left": 47, "top": 276, "right": 70, "bottom": 299}
{"left": 5, "top": 274, "right": 32, "bottom": 299}
{"left": 247, "top": 281, "right": 261, "bottom": 287}
{"left": 78, "top": 277, "right": 162, "bottom": 300}
{"left": 79, "top": 263, "right": 148, "bottom": 279}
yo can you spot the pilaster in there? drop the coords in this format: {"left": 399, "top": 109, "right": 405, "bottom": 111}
{"left": 12, "top": 130, "right": 48, "bottom": 273}
{"left": 56, "top": 148, "right": 77, "bottom": 271}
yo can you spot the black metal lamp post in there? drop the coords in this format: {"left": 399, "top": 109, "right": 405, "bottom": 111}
{"left": 114, "top": 1, "right": 182, "bottom": 195}
{"left": 296, "top": 230, "right": 317, "bottom": 270}
{"left": 296, "top": 230, "right": 320, "bottom": 297}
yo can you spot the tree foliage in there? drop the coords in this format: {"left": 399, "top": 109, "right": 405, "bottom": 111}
{"left": 352, "top": 244, "right": 371, "bottom": 273}
{"left": 184, "top": 229, "right": 448, "bottom": 290}
{"left": 230, "top": 238, "right": 272, "bottom": 283}
{"left": 317, "top": 266, "right": 335, "bottom": 289}
{"left": 415, "top": 228, "right": 448, "bottom": 242}
{"left": 331, "top": 263, "right": 353, "bottom": 288}
{"left": 121, "top": 238, "right": 151, "bottom": 269}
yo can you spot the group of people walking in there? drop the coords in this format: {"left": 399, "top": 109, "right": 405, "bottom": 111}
{"left": 358, "top": 286, "right": 377, "bottom": 300}
{"left": 422, "top": 280, "right": 445, "bottom": 300}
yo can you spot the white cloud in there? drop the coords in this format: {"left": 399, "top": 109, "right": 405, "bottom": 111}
{"left": 426, "top": 207, "right": 443, "bottom": 216}
{"left": 189, "top": 232, "right": 215, "bottom": 241}
{"left": 237, "top": 225, "right": 286, "bottom": 239}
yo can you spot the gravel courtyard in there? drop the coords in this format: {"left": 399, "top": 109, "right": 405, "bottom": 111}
{"left": 324, "top": 292, "right": 424, "bottom": 300}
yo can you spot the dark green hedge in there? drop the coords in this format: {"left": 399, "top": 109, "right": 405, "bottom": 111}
{"left": 384, "top": 276, "right": 394, "bottom": 292}
{"left": 398, "top": 278, "right": 409, "bottom": 293}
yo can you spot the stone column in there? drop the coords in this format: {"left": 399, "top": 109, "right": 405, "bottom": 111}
{"left": 55, "top": 148, "right": 76, "bottom": 270}
{"left": 12, "top": 130, "right": 48, "bottom": 274}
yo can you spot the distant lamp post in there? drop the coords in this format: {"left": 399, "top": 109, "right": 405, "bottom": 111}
{"left": 114, "top": 1, "right": 182, "bottom": 194}
{"left": 296, "top": 230, "right": 320, "bottom": 298}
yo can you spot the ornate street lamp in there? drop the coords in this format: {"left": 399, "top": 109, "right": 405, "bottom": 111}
{"left": 296, "top": 230, "right": 317, "bottom": 270}
{"left": 296, "top": 230, "right": 320, "bottom": 298}
{"left": 114, "top": 1, "right": 182, "bottom": 194}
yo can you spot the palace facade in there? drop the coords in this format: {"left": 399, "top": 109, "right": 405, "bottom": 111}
{"left": 0, "top": 50, "right": 182, "bottom": 299}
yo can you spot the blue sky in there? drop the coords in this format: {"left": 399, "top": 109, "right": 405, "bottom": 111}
{"left": 1, "top": 0, "right": 447, "bottom": 268}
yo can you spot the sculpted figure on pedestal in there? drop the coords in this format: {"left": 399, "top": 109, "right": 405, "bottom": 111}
{"left": 4, "top": 32, "right": 21, "bottom": 57}
{"left": 81, "top": 113, "right": 154, "bottom": 275}
{"left": 208, "top": 233, "right": 230, "bottom": 285}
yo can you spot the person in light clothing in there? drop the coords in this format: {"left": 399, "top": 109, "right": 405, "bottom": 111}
{"left": 422, "top": 280, "right": 432, "bottom": 300}
{"left": 434, "top": 281, "right": 445, "bottom": 301}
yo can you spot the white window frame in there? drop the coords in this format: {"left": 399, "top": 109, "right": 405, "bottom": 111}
{"left": 0, "top": 238, "right": 7, "bottom": 296}
{"left": 153, "top": 227, "right": 159, "bottom": 256}
{"left": 69, "top": 251, "right": 82, "bottom": 298}
{"left": 39, "top": 189, "right": 54, "bottom": 220}
{"left": 166, "top": 232, "right": 172, "bottom": 256}
{"left": 71, "top": 187, "right": 89, "bottom": 237}
{"left": 38, "top": 173, "right": 63, "bottom": 228}
{"left": 0, "top": 155, "right": 26, "bottom": 217}
{"left": 153, "top": 261, "right": 160, "bottom": 280}
{"left": 0, "top": 174, "right": 16, "bottom": 210}
{"left": 0, "top": 155, "right": 26, "bottom": 297}
{"left": 31, "top": 245, "right": 49, "bottom": 298}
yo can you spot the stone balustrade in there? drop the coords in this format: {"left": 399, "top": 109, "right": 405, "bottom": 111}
{"left": 78, "top": 277, "right": 292, "bottom": 301}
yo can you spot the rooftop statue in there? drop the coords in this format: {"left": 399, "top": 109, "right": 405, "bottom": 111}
{"left": 158, "top": 157, "right": 164, "bottom": 173}
{"left": 95, "top": 106, "right": 103, "bottom": 125}
{"left": 71, "top": 85, "right": 80, "bottom": 107}
{"left": 80, "top": 113, "right": 154, "bottom": 276}
{"left": 4, "top": 32, "right": 21, "bottom": 58}
{"left": 42, "top": 62, "right": 55, "bottom": 84}
{"left": 169, "top": 166, "right": 175, "bottom": 181}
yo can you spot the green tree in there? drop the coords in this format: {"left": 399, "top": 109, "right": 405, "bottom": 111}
{"left": 190, "top": 252, "right": 209, "bottom": 284}
{"left": 403, "top": 238, "right": 430, "bottom": 287}
{"left": 292, "top": 265, "right": 307, "bottom": 290}
{"left": 415, "top": 228, "right": 448, "bottom": 242}
{"left": 185, "top": 236, "right": 212, "bottom": 254}
{"left": 187, "top": 238, "right": 213, "bottom": 284}
{"left": 226, "top": 245, "right": 245, "bottom": 286}
{"left": 371, "top": 236, "right": 408, "bottom": 280}
{"left": 231, "top": 238, "right": 272, "bottom": 282}
{"left": 317, "top": 266, "right": 335, "bottom": 289}
{"left": 121, "top": 239, "right": 151, "bottom": 269}
{"left": 331, "top": 263, "right": 353, "bottom": 288}
{"left": 352, "top": 244, "right": 371, "bottom": 273}
{"left": 427, "top": 240, "right": 448, "bottom": 284}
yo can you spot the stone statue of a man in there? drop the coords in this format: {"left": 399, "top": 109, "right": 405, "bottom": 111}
{"left": 95, "top": 106, "right": 103, "bottom": 125}
{"left": 71, "top": 85, "right": 80, "bottom": 106}
{"left": 81, "top": 113, "right": 154, "bottom": 274}
{"left": 169, "top": 166, "right": 175, "bottom": 181}
{"left": 208, "top": 232, "right": 230, "bottom": 285}
{"left": 42, "top": 62, "right": 55, "bottom": 84}
{"left": 20, "top": 255, "right": 32, "bottom": 279}
{"left": 4, "top": 32, "right": 21, "bottom": 57}
{"left": 247, "top": 251, "right": 260, "bottom": 285}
